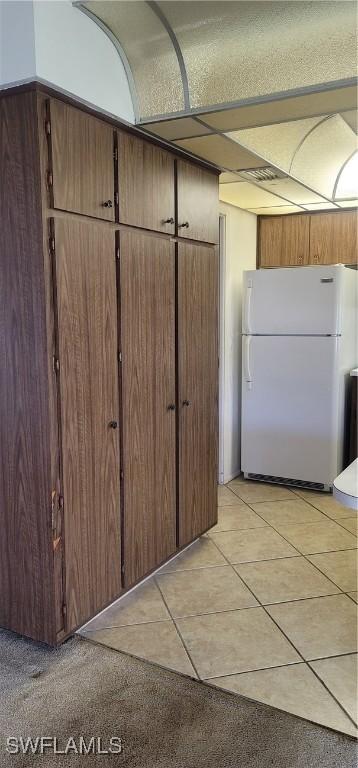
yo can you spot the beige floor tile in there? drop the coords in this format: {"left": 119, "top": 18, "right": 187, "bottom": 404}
{"left": 235, "top": 557, "right": 340, "bottom": 604}
{"left": 82, "top": 620, "right": 196, "bottom": 677}
{"left": 307, "top": 550, "right": 357, "bottom": 592}
{"left": 210, "top": 664, "right": 357, "bottom": 737}
{"left": 250, "top": 499, "right": 327, "bottom": 527}
{"left": 273, "top": 520, "right": 357, "bottom": 555}
{"left": 230, "top": 482, "right": 296, "bottom": 504}
{"left": 156, "top": 566, "right": 258, "bottom": 618}
{"left": 293, "top": 490, "right": 355, "bottom": 520}
{"left": 208, "top": 504, "right": 269, "bottom": 533}
{"left": 158, "top": 537, "right": 226, "bottom": 573}
{"left": 176, "top": 607, "right": 300, "bottom": 679}
{"left": 218, "top": 485, "right": 241, "bottom": 506}
{"left": 338, "top": 518, "right": 358, "bottom": 537}
{"left": 81, "top": 579, "right": 170, "bottom": 632}
{"left": 227, "top": 474, "right": 246, "bottom": 486}
{"left": 211, "top": 527, "right": 297, "bottom": 564}
{"left": 310, "top": 654, "right": 358, "bottom": 724}
{"left": 348, "top": 592, "right": 358, "bottom": 603}
{"left": 267, "top": 594, "right": 358, "bottom": 660}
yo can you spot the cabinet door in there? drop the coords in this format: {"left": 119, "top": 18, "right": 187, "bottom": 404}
{"left": 118, "top": 131, "right": 175, "bottom": 234}
{"left": 50, "top": 99, "right": 115, "bottom": 220}
{"left": 310, "top": 211, "right": 358, "bottom": 265}
{"left": 259, "top": 215, "right": 309, "bottom": 267}
{"left": 120, "top": 231, "right": 176, "bottom": 586}
{"left": 259, "top": 217, "right": 283, "bottom": 267}
{"left": 177, "top": 160, "right": 219, "bottom": 244}
{"left": 54, "top": 219, "right": 121, "bottom": 631}
{"left": 178, "top": 243, "right": 218, "bottom": 546}
{"left": 281, "top": 214, "right": 310, "bottom": 266}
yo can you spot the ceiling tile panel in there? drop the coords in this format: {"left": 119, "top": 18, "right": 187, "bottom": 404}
{"left": 174, "top": 135, "right": 265, "bottom": 170}
{"left": 158, "top": 1, "right": 357, "bottom": 110}
{"left": 336, "top": 200, "right": 358, "bottom": 209}
{"left": 340, "top": 111, "right": 358, "bottom": 134}
{"left": 258, "top": 178, "right": 327, "bottom": 205}
{"left": 219, "top": 181, "right": 291, "bottom": 208}
{"left": 302, "top": 203, "right": 338, "bottom": 210}
{"left": 249, "top": 205, "right": 302, "bottom": 215}
{"left": 199, "top": 87, "right": 358, "bottom": 133}
{"left": 142, "top": 117, "right": 212, "bottom": 141}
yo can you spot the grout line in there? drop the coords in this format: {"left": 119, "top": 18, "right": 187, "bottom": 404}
{"left": 208, "top": 532, "right": 358, "bottom": 729}
{"left": 79, "top": 618, "right": 172, "bottom": 634}
{"left": 154, "top": 575, "right": 201, "bottom": 679}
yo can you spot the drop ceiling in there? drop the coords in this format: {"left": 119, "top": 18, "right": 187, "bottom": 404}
{"left": 76, "top": 0, "right": 358, "bottom": 214}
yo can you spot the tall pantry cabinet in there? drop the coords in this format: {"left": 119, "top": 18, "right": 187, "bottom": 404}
{"left": 0, "top": 86, "right": 219, "bottom": 645}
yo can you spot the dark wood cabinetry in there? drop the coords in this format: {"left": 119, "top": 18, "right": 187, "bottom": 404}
{"left": 178, "top": 243, "right": 219, "bottom": 546}
{"left": 119, "top": 231, "right": 176, "bottom": 587}
{"left": 49, "top": 99, "right": 115, "bottom": 221}
{"left": 258, "top": 210, "right": 357, "bottom": 268}
{"left": 177, "top": 160, "right": 219, "bottom": 244}
{"left": 53, "top": 218, "right": 121, "bottom": 630}
{"left": 118, "top": 131, "right": 175, "bottom": 234}
{"left": 0, "top": 85, "right": 219, "bottom": 645}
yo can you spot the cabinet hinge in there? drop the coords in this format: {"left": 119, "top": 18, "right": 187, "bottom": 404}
{"left": 47, "top": 170, "right": 53, "bottom": 188}
{"left": 121, "top": 562, "right": 125, "bottom": 575}
{"left": 62, "top": 602, "right": 67, "bottom": 619}
{"left": 120, "top": 469, "right": 124, "bottom": 481}
{"left": 45, "top": 119, "right": 51, "bottom": 136}
{"left": 118, "top": 350, "right": 122, "bottom": 363}
{"left": 116, "top": 247, "right": 120, "bottom": 261}
{"left": 113, "top": 147, "right": 118, "bottom": 162}
{"left": 115, "top": 191, "right": 119, "bottom": 206}
{"left": 53, "top": 356, "right": 60, "bottom": 373}
{"left": 49, "top": 236, "right": 55, "bottom": 254}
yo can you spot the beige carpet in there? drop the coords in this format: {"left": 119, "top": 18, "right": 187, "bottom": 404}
{"left": 0, "top": 629, "right": 356, "bottom": 768}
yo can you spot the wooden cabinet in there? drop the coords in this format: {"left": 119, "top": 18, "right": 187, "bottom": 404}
{"left": 178, "top": 243, "right": 218, "bottom": 546}
{"left": 49, "top": 99, "right": 115, "bottom": 221}
{"left": 310, "top": 211, "right": 357, "bottom": 265}
{"left": 118, "top": 131, "right": 175, "bottom": 234}
{"left": 119, "top": 231, "right": 176, "bottom": 586}
{"left": 177, "top": 160, "right": 219, "bottom": 244}
{"left": 0, "top": 86, "right": 219, "bottom": 645}
{"left": 53, "top": 218, "right": 121, "bottom": 630}
{"left": 259, "top": 210, "right": 357, "bottom": 268}
{"left": 259, "top": 215, "right": 309, "bottom": 267}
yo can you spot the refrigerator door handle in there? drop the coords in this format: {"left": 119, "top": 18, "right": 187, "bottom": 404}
{"left": 244, "top": 336, "right": 253, "bottom": 390}
{"left": 244, "top": 279, "right": 253, "bottom": 334}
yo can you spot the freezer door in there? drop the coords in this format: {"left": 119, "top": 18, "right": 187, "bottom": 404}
{"left": 241, "top": 336, "right": 342, "bottom": 486}
{"left": 242, "top": 265, "right": 347, "bottom": 335}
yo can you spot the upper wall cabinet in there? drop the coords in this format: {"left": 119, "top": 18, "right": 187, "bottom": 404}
{"left": 177, "top": 160, "right": 219, "bottom": 244}
{"left": 259, "top": 215, "right": 309, "bottom": 267}
{"left": 118, "top": 132, "right": 175, "bottom": 234}
{"left": 310, "top": 211, "right": 357, "bottom": 266}
{"left": 49, "top": 100, "right": 115, "bottom": 221}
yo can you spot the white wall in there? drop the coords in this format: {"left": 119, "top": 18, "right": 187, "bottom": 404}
{"left": 219, "top": 202, "right": 257, "bottom": 484}
{"left": 0, "top": 1, "right": 36, "bottom": 85}
{"left": 0, "top": 0, "right": 135, "bottom": 123}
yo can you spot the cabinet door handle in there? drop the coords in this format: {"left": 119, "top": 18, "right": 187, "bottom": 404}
{"left": 102, "top": 200, "right": 113, "bottom": 208}
{"left": 109, "top": 420, "right": 118, "bottom": 429}
{"left": 162, "top": 217, "right": 174, "bottom": 225}
{"left": 179, "top": 222, "right": 190, "bottom": 228}
{"left": 167, "top": 404, "right": 176, "bottom": 411}
{"left": 182, "top": 400, "right": 191, "bottom": 407}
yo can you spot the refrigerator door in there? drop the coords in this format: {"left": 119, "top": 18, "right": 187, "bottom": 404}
{"left": 242, "top": 265, "right": 347, "bottom": 335}
{"left": 241, "top": 335, "right": 342, "bottom": 487}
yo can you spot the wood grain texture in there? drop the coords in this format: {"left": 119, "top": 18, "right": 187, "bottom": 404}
{"left": 281, "top": 214, "right": 310, "bottom": 266}
{"left": 118, "top": 131, "right": 175, "bottom": 234}
{"left": 0, "top": 92, "right": 55, "bottom": 644}
{"left": 177, "top": 160, "right": 219, "bottom": 244}
{"left": 178, "top": 243, "right": 218, "bottom": 546}
{"left": 120, "top": 231, "right": 176, "bottom": 587}
{"left": 54, "top": 219, "right": 121, "bottom": 630}
{"left": 259, "top": 217, "right": 283, "bottom": 267}
{"left": 310, "top": 211, "right": 358, "bottom": 265}
{"left": 50, "top": 99, "right": 115, "bottom": 221}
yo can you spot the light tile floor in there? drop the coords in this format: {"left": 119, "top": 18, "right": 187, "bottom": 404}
{"left": 79, "top": 478, "right": 358, "bottom": 738}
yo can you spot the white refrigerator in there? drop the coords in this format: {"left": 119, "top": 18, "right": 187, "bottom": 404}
{"left": 241, "top": 265, "right": 357, "bottom": 491}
